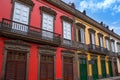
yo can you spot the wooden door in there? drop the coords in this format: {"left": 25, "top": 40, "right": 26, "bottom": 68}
{"left": 40, "top": 55, "right": 54, "bottom": 80}
{"left": 63, "top": 57, "right": 73, "bottom": 80}
{"left": 108, "top": 61, "right": 113, "bottom": 77}
{"left": 5, "top": 50, "right": 27, "bottom": 80}
{"left": 101, "top": 60, "right": 106, "bottom": 78}
{"left": 114, "top": 62, "right": 118, "bottom": 76}
{"left": 79, "top": 58, "right": 87, "bottom": 80}
{"left": 92, "top": 59, "right": 98, "bottom": 80}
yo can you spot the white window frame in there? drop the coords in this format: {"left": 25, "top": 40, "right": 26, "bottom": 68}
{"left": 42, "top": 12, "right": 54, "bottom": 39}
{"left": 106, "top": 39, "right": 110, "bottom": 50}
{"left": 79, "top": 28, "right": 85, "bottom": 43}
{"left": 63, "top": 20, "right": 72, "bottom": 40}
{"left": 111, "top": 41, "right": 115, "bottom": 52}
{"left": 12, "top": 2, "right": 30, "bottom": 33}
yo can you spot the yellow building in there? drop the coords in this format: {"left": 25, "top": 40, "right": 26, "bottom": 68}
{"left": 75, "top": 12, "right": 120, "bottom": 80}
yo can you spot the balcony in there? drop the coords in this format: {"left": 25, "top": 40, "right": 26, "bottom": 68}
{"left": 75, "top": 42, "right": 88, "bottom": 51}
{"left": 61, "top": 39, "right": 88, "bottom": 51}
{"left": 0, "top": 18, "right": 61, "bottom": 46}
{"left": 61, "top": 39, "right": 76, "bottom": 49}
{"left": 118, "top": 52, "right": 120, "bottom": 57}
{"left": 88, "top": 44, "right": 109, "bottom": 55}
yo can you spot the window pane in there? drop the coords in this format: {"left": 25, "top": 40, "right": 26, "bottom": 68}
{"left": 63, "top": 21, "right": 71, "bottom": 40}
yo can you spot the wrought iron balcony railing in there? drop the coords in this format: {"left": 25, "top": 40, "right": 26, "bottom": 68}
{"left": 61, "top": 39, "right": 76, "bottom": 49}
{"left": 88, "top": 44, "right": 109, "bottom": 54}
{"left": 61, "top": 39, "right": 88, "bottom": 51}
{"left": 75, "top": 42, "right": 88, "bottom": 51}
{"left": 0, "top": 18, "right": 61, "bottom": 46}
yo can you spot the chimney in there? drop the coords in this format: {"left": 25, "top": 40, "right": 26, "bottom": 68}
{"left": 69, "top": 2, "right": 75, "bottom": 8}
{"left": 100, "top": 22, "right": 103, "bottom": 25}
{"left": 111, "top": 29, "right": 114, "bottom": 32}
{"left": 106, "top": 26, "right": 109, "bottom": 29}
{"left": 83, "top": 10, "right": 86, "bottom": 15}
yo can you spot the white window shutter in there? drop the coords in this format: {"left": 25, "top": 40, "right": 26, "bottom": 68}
{"left": 80, "top": 28, "right": 85, "bottom": 43}
{"left": 91, "top": 33, "right": 95, "bottom": 44}
{"left": 42, "top": 13, "right": 54, "bottom": 39}
{"left": 63, "top": 21, "right": 71, "bottom": 40}
{"left": 12, "top": 2, "right": 30, "bottom": 33}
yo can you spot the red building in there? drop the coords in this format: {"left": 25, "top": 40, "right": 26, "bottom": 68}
{"left": 0, "top": 0, "right": 77, "bottom": 80}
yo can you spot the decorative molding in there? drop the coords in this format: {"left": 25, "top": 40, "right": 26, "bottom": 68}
{"left": 62, "top": 49, "right": 75, "bottom": 57}
{"left": 75, "top": 22, "right": 86, "bottom": 29}
{"left": 40, "top": 6, "right": 57, "bottom": 16}
{"left": 46, "top": 0, "right": 120, "bottom": 40}
{"left": 5, "top": 40, "right": 30, "bottom": 47}
{"left": 110, "top": 39, "right": 115, "bottom": 42}
{"left": 38, "top": 45, "right": 56, "bottom": 55}
{"left": 117, "top": 42, "right": 120, "bottom": 45}
{"left": 77, "top": 53, "right": 87, "bottom": 58}
{"left": 61, "top": 16, "right": 73, "bottom": 23}
{"left": 11, "top": 0, "right": 34, "bottom": 7}
{"left": 88, "top": 28, "right": 96, "bottom": 33}
{"left": 105, "top": 36, "right": 110, "bottom": 40}
{"left": 5, "top": 40, "right": 30, "bottom": 52}
{"left": 100, "top": 55, "right": 106, "bottom": 60}
{"left": 97, "top": 33, "right": 103, "bottom": 37}
{"left": 91, "top": 54, "right": 98, "bottom": 59}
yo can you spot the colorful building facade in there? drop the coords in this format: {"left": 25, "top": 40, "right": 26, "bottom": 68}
{"left": 0, "top": 0, "right": 120, "bottom": 80}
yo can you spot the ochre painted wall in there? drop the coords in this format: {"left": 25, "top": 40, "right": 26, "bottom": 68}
{"left": 75, "top": 17, "right": 110, "bottom": 77}
{"left": 75, "top": 18, "right": 109, "bottom": 48}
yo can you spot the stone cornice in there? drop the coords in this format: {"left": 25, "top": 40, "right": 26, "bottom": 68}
{"left": 46, "top": 0, "right": 120, "bottom": 40}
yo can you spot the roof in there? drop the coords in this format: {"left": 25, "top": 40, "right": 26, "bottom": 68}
{"left": 46, "top": 0, "right": 120, "bottom": 40}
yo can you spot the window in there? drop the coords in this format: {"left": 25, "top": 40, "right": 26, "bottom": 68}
{"left": 117, "top": 43, "right": 120, "bottom": 52}
{"left": 111, "top": 40, "right": 115, "bottom": 52}
{"left": 88, "top": 28, "right": 96, "bottom": 49}
{"left": 12, "top": 2, "right": 30, "bottom": 32}
{"left": 78, "top": 28, "right": 85, "bottom": 43}
{"left": 61, "top": 16, "right": 73, "bottom": 45}
{"left": 106, "top": 39, "right": 110, "bottom": 50}
{"left": 98, "top": 36, "right": 103, "bottom": 47}
{"left": 90, "top": 32, "right": 95, "bottom": 44}
{"left": 40, "top": 6, "right": 56, "bottom": 40}
{"left": 63, "top": 21, "right": 71, "bottom": 40}
{"left": 98, "top": 33, "right": 103, "bottom": 51}
{"left": 42, "top": 12, "right": 54, "bottom": 39}
{"left": 76, "top": 23, "right": 85, "bottom": 43}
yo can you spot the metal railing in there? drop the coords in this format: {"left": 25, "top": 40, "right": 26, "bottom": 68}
{"left": 88, "top": 44, "right": 109, "bottom": 54}
{"left": 0, "top": 18, "right": 61, "bottom": 45}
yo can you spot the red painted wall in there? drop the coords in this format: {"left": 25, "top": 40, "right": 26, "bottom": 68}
{"left": 0, "top": 0, "right": 74, "bottom": 79}
{"left": 0, "top": 0, "right": 12, "bottom": 21}
{"left": 0, "top": 38, "right": 5, "bottom": 79}
{"left": 28, "top": 44, "right": 38, "bottom": 80}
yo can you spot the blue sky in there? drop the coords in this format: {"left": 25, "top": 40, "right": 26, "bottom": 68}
{"left": 62, "top": 0, "right": 120, "bottom": 35}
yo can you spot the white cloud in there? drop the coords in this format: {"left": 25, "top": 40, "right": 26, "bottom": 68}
{"left": 113, "top": 5, "right": 120, "bottom": 12}
{"left": 78, "top": 0, "right": 120, "bottom": 12}
{"left": 62, "top": 0, "right": 75, "bottom": 3}
{"left": 109, "top": 26, "right": 120, "bottom": 35}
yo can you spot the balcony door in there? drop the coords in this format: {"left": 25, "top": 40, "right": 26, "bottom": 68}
{"left": 90, "top": 33, "right": 95, "bottom": 49}
{"left": 63, "top": 57, "right": 73, "bottom": 80}
{"left": 79, "top": 58, "right": 87, "bottom": 80}
{"left": 4, "top": 50, "right": 27, "bottom": 80}
{"left": 12, "top": 2, "right": 30, "bottom": 33}
{"left": 40, "top": 55, "right": 54, "bottom": 80}
{"left": 92, "top": 59, "right": 98, "bottom": 80}
{"left": 101, "top": 60, "right": 106, "bottom": 78}
{"left": 42, "top": 13, "right": 54, "bottom": 40}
